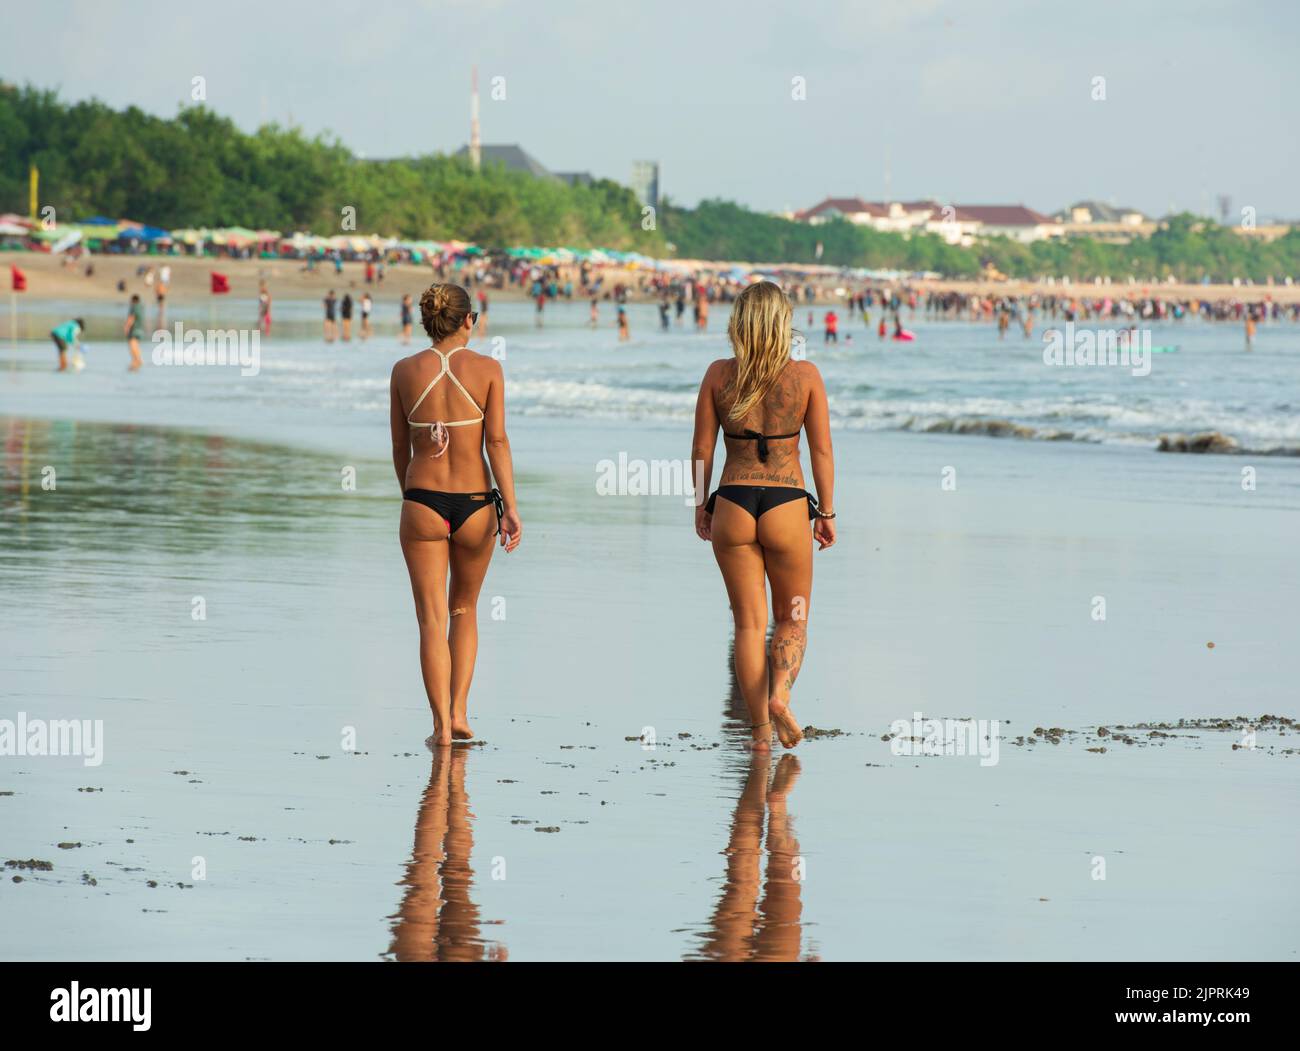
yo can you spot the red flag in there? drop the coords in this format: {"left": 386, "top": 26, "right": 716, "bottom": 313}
{"left": 11, "top": 265, "right": 26, "bottom": 292}
{"left": 211, "top": 272, "right": 230, "bottom": 295}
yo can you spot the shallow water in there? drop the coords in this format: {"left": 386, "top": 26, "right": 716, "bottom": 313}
{"left": 2, "top": 299, "right": 1298, "bottom": 960}
{"left": 7, "top": 295, "right": 1299, "bottom": 454}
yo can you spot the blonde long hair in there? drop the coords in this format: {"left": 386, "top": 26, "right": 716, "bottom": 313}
{"left": 724, "top": 281, "right": 794, "bottom": 421}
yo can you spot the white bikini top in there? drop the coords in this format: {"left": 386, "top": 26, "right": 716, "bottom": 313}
{"left": 406, "top": 346, "right": 485, "bottom": 458}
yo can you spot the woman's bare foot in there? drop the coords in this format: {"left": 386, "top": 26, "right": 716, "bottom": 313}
{"left": 425, "top": 717, "right": 453, "bottom": 749}
{"left": 451, "top": 720, "right": 474, "bottom": 741}
{"left": 745, "top": 721, "right": 772, "bottom": 752}
{"left": 769, "top": 700, "right": 803, "bottom": 749}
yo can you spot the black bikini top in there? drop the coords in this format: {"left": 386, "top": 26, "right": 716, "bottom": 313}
{"left": 723, "top": 428, "right": 800, "bottom": 462}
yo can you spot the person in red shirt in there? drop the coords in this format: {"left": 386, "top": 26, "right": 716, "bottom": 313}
{"left": 824, "top": 310, "right": 838, "bottom": 343}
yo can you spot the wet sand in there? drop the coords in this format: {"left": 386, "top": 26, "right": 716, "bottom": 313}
{"left": 2, "top": 402, "right": 1297, "bottom": 959}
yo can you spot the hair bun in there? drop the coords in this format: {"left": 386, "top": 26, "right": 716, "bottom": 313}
{"left": 419, "top": 284, "right": 472, "bottom": 342}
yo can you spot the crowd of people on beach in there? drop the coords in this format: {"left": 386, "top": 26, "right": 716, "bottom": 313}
{"left": 801, "top": 286, "right": 1292, "bottom": 347}
{"left": 38, "top": 248, "right": 1295, "bottom": 371}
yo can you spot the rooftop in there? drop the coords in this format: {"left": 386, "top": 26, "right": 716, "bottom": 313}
{"left": 454, "top": 143, "right": 553, "bottom": 178}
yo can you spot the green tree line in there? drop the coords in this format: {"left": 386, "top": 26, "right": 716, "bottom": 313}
{"left": 0, "top": 84, "right": 662, "bottom": 251}
{"left": 660, "top": 201, "right": 1300, "bottom": 282}
{"left": 2, "top": 83, "right": 1296, "bottom": 281}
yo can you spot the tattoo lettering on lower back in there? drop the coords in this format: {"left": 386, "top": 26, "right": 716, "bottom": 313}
{"left": 729, "top": 469, "right": 800, "bottom": 486}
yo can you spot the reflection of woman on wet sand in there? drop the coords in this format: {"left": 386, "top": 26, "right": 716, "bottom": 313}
{"left": 388, "top": 748, "right": 506, "bottom": 962}
{"left": 691, "top": 751, "right": 808, "bottom": 962}
{"left": 692, "top": 281, "right": 837, "bottom": 751}
{"left": 689, "top": 652, "right": 810, "bottom": 961}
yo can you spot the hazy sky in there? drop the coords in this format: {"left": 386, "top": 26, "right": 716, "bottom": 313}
{"left": 8, "top": 0, "right": 1298, "bottom": 220}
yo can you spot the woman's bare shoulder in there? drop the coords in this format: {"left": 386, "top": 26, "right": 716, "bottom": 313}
{"left": 702, "top": 357, "right": 733, "bottom": 383}
{"left": 390, "top": 352, "right": 418, "bottom": 382}
{"left": 793, "top": 358, "right": 824, "bottom": 385}
{"left": 464, "top": 347, "right": 503, "bottom": 376}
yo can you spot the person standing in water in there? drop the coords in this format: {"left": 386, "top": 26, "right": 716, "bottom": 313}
{"left": 618, "top": 303, "right": 629, "bottom": 341}
{"left": 360, "top": 293, "right": 373, "bottom": 341}
{"left": 341, "top": 293, "right": 354, "bottom": 341}
{"left": 476, "top": 289, "right": 489, "bottom": 336}
{"left": 691, "top": 281, "right": 837, "bottom": 751}
{"left": 390, "top": 284, "right": 523, "bottom": 747}
{"left": 123, "top": 294, "right": 145, "bottom": 371}
{"left": 324, "top": 290, "right": 338, "bottom": 342}
{"left": 400, "top": 294, "right": 414, "bottom": 345}
{"left": 258, "top": 282, "right": 272, "bottom": 336}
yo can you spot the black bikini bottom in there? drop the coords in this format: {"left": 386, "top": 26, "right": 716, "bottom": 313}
{"left": 403, "top": 488, "right": 503, "bottom": 535}
{"left": 706, "top": 485, "right": 817, "bottom": 521}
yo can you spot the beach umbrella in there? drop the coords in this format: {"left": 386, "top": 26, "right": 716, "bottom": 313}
{"left": 217, "top": 226, "right": 258, "bottom": 247}
{"left": 118, "top": 224, "right": 170, "bottom": 242}
{"left": 50, "top": 230, "right": 82, "bottom": 254}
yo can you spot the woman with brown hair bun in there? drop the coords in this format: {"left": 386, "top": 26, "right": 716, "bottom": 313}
{"left": 691, "top": 281, "right": 837, "bottom": 752}
{"left": 390, "top": 283, "right": 523, "bottom": 747}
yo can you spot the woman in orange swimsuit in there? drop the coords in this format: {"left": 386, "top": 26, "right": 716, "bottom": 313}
{"left": 691, "top": 281, "right": 837, "bottom": 751}
{"left": 390, "top": 284, "right": 523, "bottom": 746}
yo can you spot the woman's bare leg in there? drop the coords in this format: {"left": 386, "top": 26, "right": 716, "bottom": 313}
{"left": 711, "top": 500, "right": 772, "bottom": 751}
{"left": 446, "top": 507, "right": 497, "bottom": 739}
{"left": 758, "top": 501, "right": 814, "bottom": 748}
{"left": 400, "top": 502, "right": 453, "bottom": 745}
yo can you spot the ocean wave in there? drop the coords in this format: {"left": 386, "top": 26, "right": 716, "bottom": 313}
{"left": 509, "top": 378, "right": 696, "bottom": 419}
{"left": 905, "top": 416, "right": 1077, "bottom": 442}
{"left": 1156, "top": 432, "right": 1300, "bottom": 456}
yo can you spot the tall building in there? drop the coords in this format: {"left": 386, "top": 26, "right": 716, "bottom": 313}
{"left": 469, "top": 67, "right": 481, "bottom": 171}
{"left": 631, "top": 161, "right": 659, "bottom": 211}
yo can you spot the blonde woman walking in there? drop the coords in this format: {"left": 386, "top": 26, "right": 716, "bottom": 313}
{"left": 691, "top": 282, "right": 836, "bottom": 751}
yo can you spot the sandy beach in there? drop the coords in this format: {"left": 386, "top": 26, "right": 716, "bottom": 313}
{"left": 2, "top": 296, "right": 1298, "bottom": 960}
{"left": 6, "top": 249, "right": 1300, "bottom": 311}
